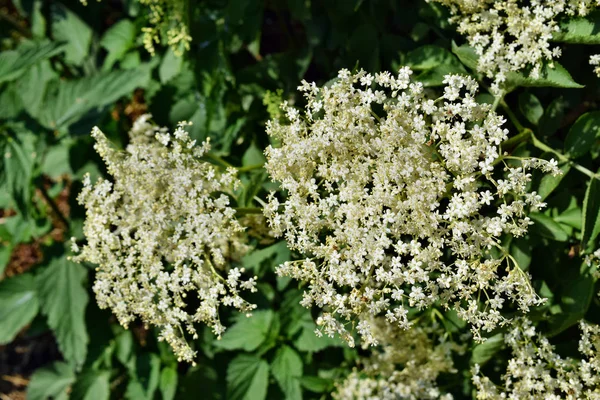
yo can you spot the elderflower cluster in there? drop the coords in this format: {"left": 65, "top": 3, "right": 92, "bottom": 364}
{"left": 472, "top": 319, "right": 600, "bottom": 399}
{"left": 429, "top": 0, "right": 599, "bottom": 93}
{"left": 74, "top": 116, "right": 256, "bottom": 363}
{"left": 81, "top": 0, "right": 191, "bottom": 55}
{"left": 264, "top": 68, "right": 562, "bottom": 346}
{"left": 590, "top": 54, "right": 600, "bottom": 77}
{"left": 333, "top": 319, "right": 464, "bottom": 400}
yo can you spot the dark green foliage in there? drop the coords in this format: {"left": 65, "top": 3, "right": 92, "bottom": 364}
{"left": 1, "top": 0, "right": 600, "bottom": 399}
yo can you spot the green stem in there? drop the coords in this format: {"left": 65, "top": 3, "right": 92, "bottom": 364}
{"left": 237, "top": 163, "right": 265, "bottom": 172}
{"left": 530, "top": 135, "right": 598, "bottom": 179}
{"left": 203, "top": 153, "right": 234, "bottom": 169}
{"left": 37, "top": 181, "right": 70, "bottom": 229}
{"left": 500, "top": 129, "right": 532, "bottom": 152}
{"left": 500, "top": 100, "right": 524, "bottom": 132}
{"left": 496, "top": 99, "right": 598, "bottom": 179}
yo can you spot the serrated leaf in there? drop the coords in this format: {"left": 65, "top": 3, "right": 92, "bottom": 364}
{"left": 582, "top": 177, "right": 600, "bottom": 251}
{"left": 242, "top": 142, "right": 266, "bottom": 167}
{"left": 506, "top": 62, "right": 583, "bottom": 89}
{"left": 159, "top": 48, "right": 184, "bottom": 84}
{"left": 510, "top": 236, "right": 532, "bottom": 271}
{"left": 0, "top": 274, "right": 39, "bottom": 344}
{"left": 0, "top": 245, "right": 12, "bottom": 276}
{"left": 555, "top": 207, "right": 582, "bottom": 230}
{"left": 101, "top": 20, "right": 137, "bottom": 70}
{"left": 215, "top": 310, "right": 274, "bottom": 351}
{"left": 36, "top": 256, "right": 89, "bottom": 368}
{"left": 548, "top": 265, "right": 594, "bottom": 336}
{"left": 27, "top": 361, "right": 75, "bottom": 400}
{"left": 553, "top": 11, "right": 600, "bottom": 44}
{"left": 518, "top": 92, "right": 543, "bottom": 125}
{"left": 271, "top": 345, "right": 303, "bottom": 400}
{"left": 451, "top": 41, "right": 478, "bottom": 70}
{"left": 538, "top": 163, "right": 570, "bottom": 200}
{"left": 530, "top": 212, "right": 569, "bottom": 241}
{"left": 160, "top": 366, "right": 178, "bottom": 400}
{"left": 242, "top": 241, "right": 290, "bottom": 274}
{"left": 471, "top": 333, "right": 504, "bottom": 366}
{"left": 127, "top": 353, "right": 161, "bottom": 400}
{"left": 35, "top": 66, "right": 152, "bottom": 131}
{"left": 294, "top": 316, "right": 343, "bottom": 352}
{"left": 71, "top": 370, "right": 110, "bottom": 400}
{"left": 404, "top": 45, "right": 457, "bottom": 70}
{"left": 227, "top": 355, "right": 269, "bottom": 400}
{"left": 0, "top": 128, "right": 36, "bottom": 217}
{"left": 0, "top": 40, "right": 64, "bottom": 84}
{"left": 538, "top": 97, "right": 568, "bottom": 137}
{"left": 564, "top": 112, "right": 600, "bottom": 159}
{"left": 0, "top": 83, "right": 23, "bottom": 119}
{"left": 414, "top": 63, "right": 468, "bottom": 87}
{"left": 52, "top": 3, "right": 92, "bottom": 65}
{"left": 300, "top": 376, "right": 332, "bottom": 393}
{"left": 16, "top": 60, "right": 57, "bottom": 117}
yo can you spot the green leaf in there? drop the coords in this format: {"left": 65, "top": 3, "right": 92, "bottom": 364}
{"left": 293, "top": 316, "right": 342, "bottom": 352}
{"left": 518, "top": 92, "right": 543, "bottom": 125}
{"left": 529, "top": 212, "right": 570, "bottom": 241}
{"left": 51, "top": 3, "right": 92, "bottom": 65}
{"left": 0, "top": 274, "right": 40, "bottom": 344}
{"left": 271, "top": 345, "right": 303, "bottom": 400}
{"left": 242, "top": 241, "right": 290, "bottom": 274}
{"left": 0, "top": 245, "right": 12, "bottom": 276}
{"left": 0, "top": 83, "right": 23, "bottom": 119}
{"left": 510, "top": 236, "right": 532, "bottom": 271}
{"left": 215, "top": 310, "right": 274, "bottom": 351}
{"left": 242, "top": 142, "right": 266, "bottom": 167}
{"left": 548, "top": 264, "right": 595, "bottom": 336}
{"left": 41, "top": 138, "right": 74, "bottom": 178}
{"left": 160, "top": 366, "right": 178, "bottom": 400}
{"left": 0, "top": 40, "right": 64, "bottom": 84}
{"left": 100, "top": 20, "right": 137, "bottom": 70}
{"left": 555, "top": 207, "right": 582, "bottom": 230}
{"left": 36, "top": 256, "right": 89, "bottom": 368}
{"left": 27, "top": 361, "right": 75, "bottom": 400}
{"left": 404, "top": 45, "right": 457, "bottom": 70}
{"left": 564, "top": 112, "right": 600, "bottom": 159}
{"left": 537, "top": 163, "right": 570, "bottom": 200}
{"left": 16, "top": 60, "right": 57, "bottom": 117}
{"left": 553, "top": 11, "right": 600, "bottom": 44}
{"left": 414, "top": 63, "right": 468, "bottom": 87}
{"left": 159, "top": 48, "right": 184, "bottom": 84}
{"left": 506, "top": 62, "right": 583, "bottom": 89}
{"left": 227, "top": 355, "right": 269, "bottom": 400}
{"left": 0, "top": 128, "right": 37, "bottom": 216}
{"left": 71, "top": 370, "right": 110, "bottom": 400}
{"left": 582, "top": 177, "right": 600, "bottom": 251}
{"left": 35, "top": 66, "right": 152, "bottom": 131}
{"left": 451, "top": 41, "right": 478, "bottom": 70}
{"left": 127, "top": 353, "right": 162, "bottom": 400}
{"left": 300, "top": 376, "right": 332, "bottom": 393}
{"left": 538, "top": 97, "right": 568, "bottom": 137}
{"left": 471, "top": 334, "right": 504, "bottom": 366}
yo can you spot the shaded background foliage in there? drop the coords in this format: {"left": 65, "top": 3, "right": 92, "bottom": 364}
{"left": 0, "top": 0, "right": 600, "bottom": 399}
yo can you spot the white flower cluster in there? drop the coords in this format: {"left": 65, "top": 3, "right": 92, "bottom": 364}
{"left": 74, "top": 116, "right": 256, "bottom": 363}
{"left": 333, "top": 319, "right": 463, "bottom": 400}
{"left": 429, "top": 0, "right": 599, "bottom": 93}
{"left": 473, "top": 319, "right": 600, "bottom": 399}
{"left": 590, "top": 54, "right": 600, "bottom": 77}
{"left": 264, "top": 68, "right": 561, "bottom": 346}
